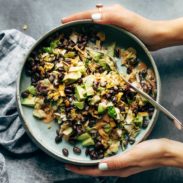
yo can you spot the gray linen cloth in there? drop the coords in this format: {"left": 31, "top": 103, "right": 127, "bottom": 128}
{"left": 0, "top": 29, "right": 118, "bottom": 183}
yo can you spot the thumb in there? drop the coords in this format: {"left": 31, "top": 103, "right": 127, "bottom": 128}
{"left": 98, "top": 152, "right": 135, "bottom": 171}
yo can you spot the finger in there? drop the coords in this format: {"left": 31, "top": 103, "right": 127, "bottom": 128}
{"left": 65, "top": 164, "right": 112, "bottom": 176}
{"left": 61, "top": 9, "right": 95, "bottom": 23}
{"left": 65, "top": 164, "right": 152, "bottom": 177}
{"left": 98, "top": 151, "right": 137, "bottom": 170}
{"left": 61, "top": 5, "right": 119, "bottom": 24}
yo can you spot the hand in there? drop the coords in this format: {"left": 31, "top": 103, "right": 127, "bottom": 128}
{"left": 61, "top": 4, "right": 183, "bottom": 50}
{"left": 61, "top": 4, "right": 167, "bottom": 50}
{"left": 65, "top": 139, "right": 183, "bottom": 177}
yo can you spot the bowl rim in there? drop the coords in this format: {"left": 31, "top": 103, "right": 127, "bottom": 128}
{"left": 16, "top": 20, "right": 161, "bottom": 165}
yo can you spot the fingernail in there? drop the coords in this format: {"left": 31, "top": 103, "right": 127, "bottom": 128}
{"left": 64, "top": 165, "right": 71, "bottom": 171}
{"left": 61, "top": 18, "right": 66, "bottom": 23}
{"left": 65, "top": 167, "right": 71, "bottom": 171}
{"left": 98, "top": 163, "right": 108, "bottom": 170}
{"left": 65, "top": 168, "right": 70, "bottom": 171}
{"left": 91, "top": 13, "right": 102, "bottom": 21}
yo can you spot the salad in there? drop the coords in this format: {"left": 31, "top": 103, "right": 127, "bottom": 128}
{"left": 21, "top": 30, "right": 156, "bottom": 160}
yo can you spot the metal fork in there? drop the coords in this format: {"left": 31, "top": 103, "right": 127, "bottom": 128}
{"left": 119, "top": 73, "right": 183, "bottom": 130}
{"left": 96, "top": 50, "right": 183, "bottom": 130}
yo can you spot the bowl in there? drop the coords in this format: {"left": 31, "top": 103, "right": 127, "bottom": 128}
{"left": 16, "top": 20, "right": 161, "bottom": 165}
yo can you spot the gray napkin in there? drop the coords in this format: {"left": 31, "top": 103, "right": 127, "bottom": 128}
{"left": 0, "top": 29, "right": 38, "bottom": 183}
{"left": 0, "top": 29, "right": 119, "bottom": 183}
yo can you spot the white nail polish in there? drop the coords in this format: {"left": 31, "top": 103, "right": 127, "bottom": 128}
{"left": 98, "top": 163, "right": 108, "bottom": 170}
{"left": 65, "top": 167, "right": 71, "bottom": 171}
{"left": 91, "top": 13, "right": 102, "bottom": 21}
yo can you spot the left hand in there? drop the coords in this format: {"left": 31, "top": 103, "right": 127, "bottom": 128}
{"left": 65, "top": 138, "right": 183, "bottom": 177}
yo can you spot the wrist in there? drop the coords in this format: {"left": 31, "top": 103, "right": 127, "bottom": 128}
{"left": 160, "top": 139, "right": 183, "bottom": 168}
{"left": 150, "top": 19, "right": 183, "bottom": 50}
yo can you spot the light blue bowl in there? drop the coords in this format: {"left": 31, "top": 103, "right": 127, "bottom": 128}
{"left": 16, "top": 21, "right": 161, "bottom": 165}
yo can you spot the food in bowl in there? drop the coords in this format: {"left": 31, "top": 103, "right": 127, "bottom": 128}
{"left": 21, "top": 30, "right": 156, "bottom": 160}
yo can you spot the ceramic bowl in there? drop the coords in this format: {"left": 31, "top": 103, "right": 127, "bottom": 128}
{"left": 16, "top": 20, "right": 161, "bottom": 165}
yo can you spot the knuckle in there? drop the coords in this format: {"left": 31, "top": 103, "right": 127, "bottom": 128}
{"left": 121, "top": 172, "right": 130, "bottom": 178}
{"left": 110, "top": 160, "right": 124, "bottom": 169}
{"left": 112, "top": 4, "right": 122, "bottom": 9}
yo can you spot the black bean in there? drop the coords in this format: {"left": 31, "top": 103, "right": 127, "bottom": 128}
{"left": 48, "top": 75, "right": 55, "bottom": 83}
{"left": 112, "top": 96, "right": 117, "bottom": 103}
{"left": 114, "top": 48, "right": 120, "bottom": 57}
{"left": 98, "top": 153, "right": 104, "bottom": 159}
{"left": 31, "top": 65, "right": 37, "bottom": 72}
{"left": 65, "top": 58, "right": 71, "bottom": 63}
{"left": 58, "top": 73, "right": 65, "bottom": 81}
{"left": 77, "top": 78, "right": 82, "bottom": 84}
{"left": 73, "top": 146, "right": 81, "bottom": 155}
{"left": 53, "top": 80, "right": 59, "bottom": 87}
{"left": 25, "top": 69, "right": 32, "bottom": 76}
{"left": 113, "top": 86, "right": 118, "bottom": 91}
{"left": 65, "top": 85, "right": 74, "bottom": 90}
{"left": 108, "top": 89, "right": 114, "bottom": 94}
{"left": 95, "top": 142, "right": 104, "bottom": 150}
{"left": 90, "top": 130, "right": 97, "bottom": 138}
{"left": 139, "top": 69, "right": 147, "bottom": 79}
{"left": 88, "top": 119, "right": 96, "bottom": 127}
{"left": 82, "top": 35, "right": 88, "bottom": 42}
{"left": 85, "top": 105, "right": 89, "bottom": 111}
{"left": 62, "top": 148, "right": 69, "bottom": 157}
{"left": 65, "top": 88, "right": 73, "bottom": 94}
{"left": 78, "top": 35, "right": 83, "bottom": 43}
{"left": 58, "top": 67, "right": 65, "bottom": 72}
{"left": 142, "top": 119, "right": 149, "bottom": 129}
{"left": 65, "top": 106, "right": 72, "bottom": 112}
{"left": 85, "top": 148, "right": 90, "bottom": 156}
{"left": 129, "top": 137, "right": 135, "bottom": 145}
{"left": 122, "top": 140, "right": 128, "bottom": 148}
{"left": 31, "top": 77, "right": 37, "bottom": 83}
{"left": 55, "top": 135, "right": 62, "bottom": 144}
{"left": 21, "top": 90, "right": 29, "bottom": 98}
{"left": 105, "top": 93, "right": 111, "bottom": 99}
{"left": 119, "top": 105, "right": 125, "bottom": 112}
{"left": 90, "top": 151, "right": 98, "bottom": 160}
{"left": 128, "top": 57, "right": 139, "bottom": 66}
{"left": 90, "top": 37, "right": 96, "bottom": 43}
{"left": 38, "top": 86, "right": 48, "bottom": 95}
{"left": 98, "top": 67, "right": 104, "bottom": 73}
{"left": 148, "top": 106, "right": 154, "bottom": 112}
{"left": 56, "top": 129, "right": 60, "bottom": 136}
{"left": 127, "top": 67, "right": 132, "bottom": 74}
{"left": 100, "top": 81, "right": 106, "bottom": 87}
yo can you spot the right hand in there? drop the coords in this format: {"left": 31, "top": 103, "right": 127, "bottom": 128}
{"left": 61, "top": 4, "right": 168, "bottom": 50}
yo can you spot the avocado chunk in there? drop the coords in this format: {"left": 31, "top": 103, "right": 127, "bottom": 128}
{"left": 63, "top": 72, "right": 81, "bottom": 83}
{"left": 107, "top": 42, "right": 116, "bottom": 57}
{"left": 69, "top": 66, "right": 86, "bottom": 74}
{"left": 84, "top": 84, "right": 94, "bottom": 96}
{"left": 63, "top": 127, "right": 73, "bottom": 136}
{"left": 27, "top": 85, "right": 36, "bottom": 95}
{"left": 88, "top": 49, "right": 102, "bottom": 61}
{"left": 107, "top": 106, "right": 117, "bottom": 119}
{"left": 21, "top": 96, "right": 35, "bottom": 107}
{"left": 90, "top": 95, "right": 101, "bottom": 105}
{"left": 105, "top": 141, "right": 120, "bottom": 156}
{"left": 133, "top": 113, "right": 143, "bottom": 127}
{"left": 77, "top": 133, "right": 91, "bottom": 141}
{"left": 82, "top": 137, "right": 94, "bottom": 146}
{"left": 115, "top": 107, "right": 121, "bottom": 120}
{"left": 64, "top": 51, "right": 75, "bottom": 58}
{"left": 98, "top": 102, "right": 107, "bottom": 114}
{"left": 75, "top": 85, "right": 86, "bottom": 101}
{"left": 73, "top": 101, "right": 85, "bottom": 110}
{"left": 83, "top": 75, "right": 95, "bottom": 86}
{"left": 33, "top": 109, "right": 47, "bottom": 119}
